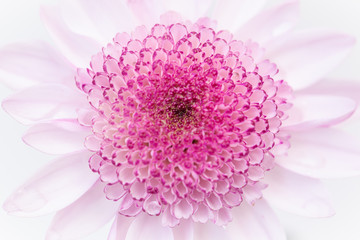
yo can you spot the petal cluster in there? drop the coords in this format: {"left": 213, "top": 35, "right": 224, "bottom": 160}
{"left": 76, "top": 19, "right": 292, "bottom": 226}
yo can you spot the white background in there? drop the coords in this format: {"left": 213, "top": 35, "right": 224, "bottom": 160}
{"left": 1, "top": 0, "right": 360, "bottom": 239}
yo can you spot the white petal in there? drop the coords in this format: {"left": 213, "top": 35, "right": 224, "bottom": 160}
{"left": 126, "top": 0, "right": 164, "bottom": 28}
{"left": 46, "top": 180, "right": 118, "bottom": 240}
{"left": 23, "top": 120, "right": 90, "bottom": 155}
{"left": 268, "top": 30, "right": 356, "bottom": 90}
{"left": 263, "top": 165, "right": 335, "bottom": 217}
{"left": 61, "top": 0, "right": 138, "bottom": 44}
{"left": 193, "top": 222, "right": 231, "bottom": 240}
{"left": 283, "top": 94, "right": 356, "bottom": 131}
{"left": 298, "top": 79, "right": 360, "bottom": 104}
{"left": 108, "top": 214, "right": 134, "bottom": 240}
{"left": 226, "top": 199, "right": 286, "bottom": 240}
{"left": 2, "top": 84, "right": 87, "bottom": 125}
{"left": 40, "top": 5, "right": 102, "bottom": 67}
{"left": 276, "top": 128, "right": 360, "bottom": 178}
{"left": 212, "top": 0, "right": 266, "bottom": 32}
{"left": 236, "top": 0, "right": 300, "bottom": 45}
{"left": 172, "top": 220, "right": 193, "bottom": 240}
{"left": 125, "top": 214, "right": 174, "bottom": 240}
{"left": 163, "top": 0, "right": 213, "bottom": 22}
{"left": 3, "top": 151, "right": 98, "bottom": 217}
{"left": 0, "top": 42, "right": 74, "bottom": 89}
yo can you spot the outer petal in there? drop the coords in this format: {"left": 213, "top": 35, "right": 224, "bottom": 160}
{"left": 108, "top": 214, "right": 134, "bottom": 240}
{"left": 0, "top": 42, "right": 74, "bottom": 89}
{"left": 283, "top": 94, "right": 356, "bottom": 131}
{"left": 212, "top": 0, "right": 267, "bottom": 32}
{"left": 127, "top": 0, "right": 214, "bottom": 27}
{"left": 46, "top": 180, "right": 118, "bottom": 240}
{"left": 226, "top": 199, "right": 286, "bottom": 240}
{"left": 40, "top": 5, "right": 102, "bottom": 67}
{"left": 263, "top": 165, "right": 335, "bottom": 217}
{"left": 3, "top": 151, "right": 98, "bottom": 217}
{"left": 268, "top": 30, "right": 356, "bottom": 90}
{"left": 22, "top": 119, "right": 90, "bottom": 155}
{"left": 126, "top": 0, "right": 165, "bottom": 27}
{"left": 61, "top": 0, "right": 138, "bottom": 44}
{"left": 125, "top": 214, "right": 174, "bottom": 240}
{"left": 276, "top": 128, "right": 360, "bottom": 178}
{"left": 2, "top": 84, "right": 87, "bottom": 125}
{"left": 236, "top": 0, "right": 300, "bottom": 45}
{"left": 298, "top": 79, "right": 360, "bottom": 104}
{"left": 172, "top": 220, "right": 193, "bottom": 240}
{"left": 193, "top": 222, "right": 231, "bottom": 240}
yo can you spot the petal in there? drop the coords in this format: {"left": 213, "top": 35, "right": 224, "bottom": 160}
{"left": 128, "top": 0, "right": 214, "bottom": 26}
{"left": 0, "top": 42, "right": 74, "bottom": 89}
{"left": 3, "top": 151, "right": 98, "bottom": 217}
{"left": 127, "top": 0, "right": 165, "bottom": 27}
{"left": 226, "top": 199, "right": 286, "bottom": 240}
{"left": 2, "top": 84, "right": 87, "bottom": 125}
{"left": 263, "top": 165, "right": 335, "bottom": 217}
{"left": 276, "top": 128, "right": 360, "bottom": 178}
{"left": 283, "top": 94, "right": 356, "bottom": 131}
{"left": 163, "top": 0, "right": 213, "bottom": 22}
{"left": 46, "top": 180, "right": 118, "bottom": 240}
{"left": 193, "top": 222, "right": 231, "bottom": 240}
{"left": 40, "top": 5, "right": 102, "bottom": 67}
{"left": 268, "top": 30, "right": 356, "bottom": 90}
{"left": 212, "top": 0, "right": 267, "bottom": 32}
{"left": 298, "top": 79, "right": 360, "bottom": 104}
{"left": 59, "top": 0, "right": 106, "bottom": 44}
{"left": 125, "top": 214, "right": 174, "bottom": 240}
{"left": 61, "top": 0, "right": 138, "bottom": 44}
{"left": 108, "top": 214, "right": 134, "bottom": 240}
{"left": 236, "top": 0, "right": 300, "bottom": 45}
{"left": 23, "top": 120, "right": 90, "bottom": 155}
{"left": 172, "top": 220, "right": 193, "bottom": 240}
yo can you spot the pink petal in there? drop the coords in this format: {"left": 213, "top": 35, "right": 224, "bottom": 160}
{"left": 172, "top": 199, "right": 193, "bottom": 219}
{"left": 22, "top": 119, "right": 90, "bottom": 155}
{"left": 0, "top": 42, "right": 74, "bottom": 89}
{"left": 126, "top": 214, "right": 174, "bottom": 240}
{"left": 276, "top": 128, "right": 360, "bottom": 178}
{"left": 263, "top": 165, "right": 335, "bottom": 217}
{"left": 212, "top": 0, "right": 266, "bottom": 32}
{"left": 268, "top": 30, "right": 356, "bottom": 90}
{"left": 46, "top": 180, "right": 118, "bottom": 240}
{"left": 214, "top": 208, "right": 233, "bottom": 226}
{"left": 226, "top": 199, "right": 286, "bottom": 240}
{"left": 172, "top": 219, "right": 194, "bottom": 240}
{"left": 108, "top": 214, "right": 134, "bottom": 240}
{"left": 40, "top": 5, "right": 102, "bottom": 67}
{"left": 99, "top": 163, "right": 119, "bottom": 184}
{"left": 2, "top": 84, "right": 87, "bottom": 125}
{"left": 283, "top": 94, "right": 356, "bottom": 131}
{"left": 236, "top": 0, "right": 300, "bottom": 45}
{"left": 3, "top": 151, "right": 98, "bottom": 217}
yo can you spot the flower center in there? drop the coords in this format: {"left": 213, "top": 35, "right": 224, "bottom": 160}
{"left": 76, "top": 20, "right": 292, "bottom": 226}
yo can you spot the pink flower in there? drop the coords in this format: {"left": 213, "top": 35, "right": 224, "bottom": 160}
{"left": 1, "top": 0, "right": 360, "bottom": 239}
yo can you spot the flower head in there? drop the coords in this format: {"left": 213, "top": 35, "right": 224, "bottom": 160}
{"left": 76, "top": 20, "right": 292, "bottom": 225}
{"left": 1, "top": 0, "right": 360, "bottom": 239}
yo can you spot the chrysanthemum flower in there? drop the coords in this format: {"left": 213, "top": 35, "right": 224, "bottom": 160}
{"left": 2, "top": 0, "right": 360, "bottom": 239}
